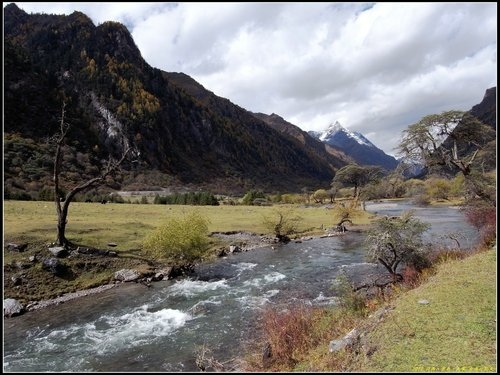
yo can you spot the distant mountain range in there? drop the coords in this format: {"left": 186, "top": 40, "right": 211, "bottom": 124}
{"left": 3, "top": 3, "right": 495, "bottom": 198}
{"left": 251, "top": 112, "right": 354, "bottom": 166}
{"left": 308, "top": 122, "right": 399, "bottom": 171}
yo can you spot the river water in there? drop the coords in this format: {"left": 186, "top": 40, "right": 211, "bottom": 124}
{"left": 3, "top": 201, "right": 479, "bottom": 372}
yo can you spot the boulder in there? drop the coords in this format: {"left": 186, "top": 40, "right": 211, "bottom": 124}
{"left": 114, "top": 269, "right": 141, "bottom": 282}
{"left": 216, "top": 248, "right": 227, "bottom": 257}
{"left": 11, "top": 276, "right": 22, "bottom": 286}
{"left": 329, "top": 328, "right": 360, "bottom": 353}
{"left": 48, "top": 246, "right": 68, "bottom": 258}
{"left": 42, "top": 258, "right": 66, "bottom": 276}
{"left": 152, "top": 267, "right": 173, "bottom": 281}
{"left": 4, "top": 298, "right": 24, "bottom": 317}
{"left": 229, "top": 245, "right": 241, "bottom": 253}
{"left": 169, "top": 264, "right": 195, "bottom": 278}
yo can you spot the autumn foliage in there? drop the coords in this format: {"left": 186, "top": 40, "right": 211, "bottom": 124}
{"left": 464, "top": 206, "right": 496, "bottom": 246}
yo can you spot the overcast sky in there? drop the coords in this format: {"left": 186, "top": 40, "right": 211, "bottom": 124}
{"left": 12, "top": 2, "right": 497, "bottom": 155}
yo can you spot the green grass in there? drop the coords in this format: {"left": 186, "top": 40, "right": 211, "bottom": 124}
{"left": 358, "top": 248, "right": 496, "bottom": 372}
{"left": 3, "top": 200, "right": 373, "bottom": 251}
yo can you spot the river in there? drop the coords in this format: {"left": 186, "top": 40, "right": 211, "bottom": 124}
{"left": 3, "top": 201, "right": 479, "bottom": 372}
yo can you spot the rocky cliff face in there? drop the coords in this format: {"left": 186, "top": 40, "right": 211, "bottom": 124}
{"left": 469, "top": 87, "right": 496, "bottom": 129}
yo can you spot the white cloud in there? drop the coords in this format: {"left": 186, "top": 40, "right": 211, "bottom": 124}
{"left": 12, "top": 2, "right": 497, "bottom": 155}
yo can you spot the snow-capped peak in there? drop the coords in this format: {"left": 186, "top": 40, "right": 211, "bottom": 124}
{"left": 319, "top": 121, "right": 374, "bottom": 148}
{"left": 319, "top": 121, "right": 343, "bottom": 141}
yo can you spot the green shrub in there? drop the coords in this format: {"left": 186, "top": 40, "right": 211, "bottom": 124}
{"left": 412, "top": 194, "right": 430, "bottom": 206}
{"left": 262, "top": 208, "right": 301, "bottom": 240}
{"left": 242, "top": 189, "right": 266, "bottom": 205}
{"left": 4, "top": 189, "right": 33, "bottom": 201}
{"left": 365, "top": 210, "right": 431, "bottom": 279}
{"left": 143, "top": 211, "right": 210, "bottom": 264}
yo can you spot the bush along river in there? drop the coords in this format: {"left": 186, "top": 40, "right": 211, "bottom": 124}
{"left": 3, "top": 201, "right": 479, "bottom": 372}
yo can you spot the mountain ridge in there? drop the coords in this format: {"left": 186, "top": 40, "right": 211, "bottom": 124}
{"left": 250, "top": 112, "right": 354, "bottom": 168}
{"left": 3, "top": 4, "right": 494, "bottom": 198}
{"left": 4, "top": 4, "right": 348, "bottom": 196}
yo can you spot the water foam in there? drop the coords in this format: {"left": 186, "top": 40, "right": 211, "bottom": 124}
{"left": 263, "top": 289, "right": 280, "bottom": 298}
{"left": 233, "top": 262, "right": 257, "bottom": 273}
{"left": 243, "top": 271, "right": 286, "bottom": 288}
{"left": 86, "top": 305, "right": 192, "bottom": 353}
{"left": 168, "top": 278, "right": 229, "bottom": 297}
{"left": 236, "top": 288, "right": 281, "bottom": 309}
{"left": 313, "top": 292, "right": 339, "bottom": 306}
{"left": 5, "top": 305, "right": 192, "bottom": 372}
{"left": 236, "top": 295, "right": 270, "bottom": 309}
{"left": 188, "top": 297, "right": 222, "bottom": 315}
{"left": 264, "top": 272, "right": 286, "bottom": 283}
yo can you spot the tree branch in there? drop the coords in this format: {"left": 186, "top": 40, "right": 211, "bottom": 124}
{"left": 64, "top": 147, "right": 131, "bottom": 204}
{"left": 378, "top": 257, "right": 395, "bottom": 276}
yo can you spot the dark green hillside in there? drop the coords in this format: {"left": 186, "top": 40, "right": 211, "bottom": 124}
{"left": 4, "top": 3, "right": 347, "bottom": 198}
{"left": 251, "top": 112, "right": 353, "bottom": 168}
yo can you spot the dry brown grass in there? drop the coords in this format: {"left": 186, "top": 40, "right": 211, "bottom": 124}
{"left": 242, "top": 303, "right": 364, "bottom": 372}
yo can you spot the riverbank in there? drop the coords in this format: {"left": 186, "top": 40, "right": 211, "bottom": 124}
{"left": 358, "top": 246, "right": 496, "bottom": 372}
{"left": 4, "top": 225, "right": 360, "bottom": 317}
{"left": 4, "top": 198, "right": 460, "bottom": 317}
{"left": 4, "top": 201, "right": 485, "bottom": 372}
{"left": 4, "top": 200, "right": 375, "bottom": 313}
{"left": 247, "top": 245, "right": 496, "bottom": 372}
{"left": 3, "top": 196, "right": 462, "bottom": 317}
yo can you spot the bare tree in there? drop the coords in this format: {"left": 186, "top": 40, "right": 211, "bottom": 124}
{"left": 331, "top": 201, "right": 359, "bottom": 232}
{"left": 53, "top": 102, "right": 130, "bottom": 247}
{"left": 262, "top": 208, "right": 302, "bottom": 243}
{"left": 398, "top": 110, "right": 496, "bottom": 205}
{"left": 398, "top": 110, "right": 494, "bottom": 177}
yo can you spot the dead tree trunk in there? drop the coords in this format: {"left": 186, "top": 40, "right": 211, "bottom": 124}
{"left": 53, "top": 102, "right": 130, "bottom": 247}
{"left": 336, "top": 218, "right": 353, "bottom": 233}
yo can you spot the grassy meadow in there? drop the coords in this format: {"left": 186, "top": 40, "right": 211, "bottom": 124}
{"left": 3, "top": 200, "right": 374, "bottom": 252}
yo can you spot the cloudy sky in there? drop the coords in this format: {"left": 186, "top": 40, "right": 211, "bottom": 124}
{"left": 12, "top": 2, "right": 497, "bottom": 155}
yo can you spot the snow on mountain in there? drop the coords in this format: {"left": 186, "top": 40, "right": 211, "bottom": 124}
{"left": 311, "top": 121, "right": 399, "bottom": 170}
{"left": 318, "top": 121, "right": 375, "bottom": 148}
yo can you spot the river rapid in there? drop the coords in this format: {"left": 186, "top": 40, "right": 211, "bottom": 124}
{"left": 3, "top": 201, "right": 479, "bottom": 372}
